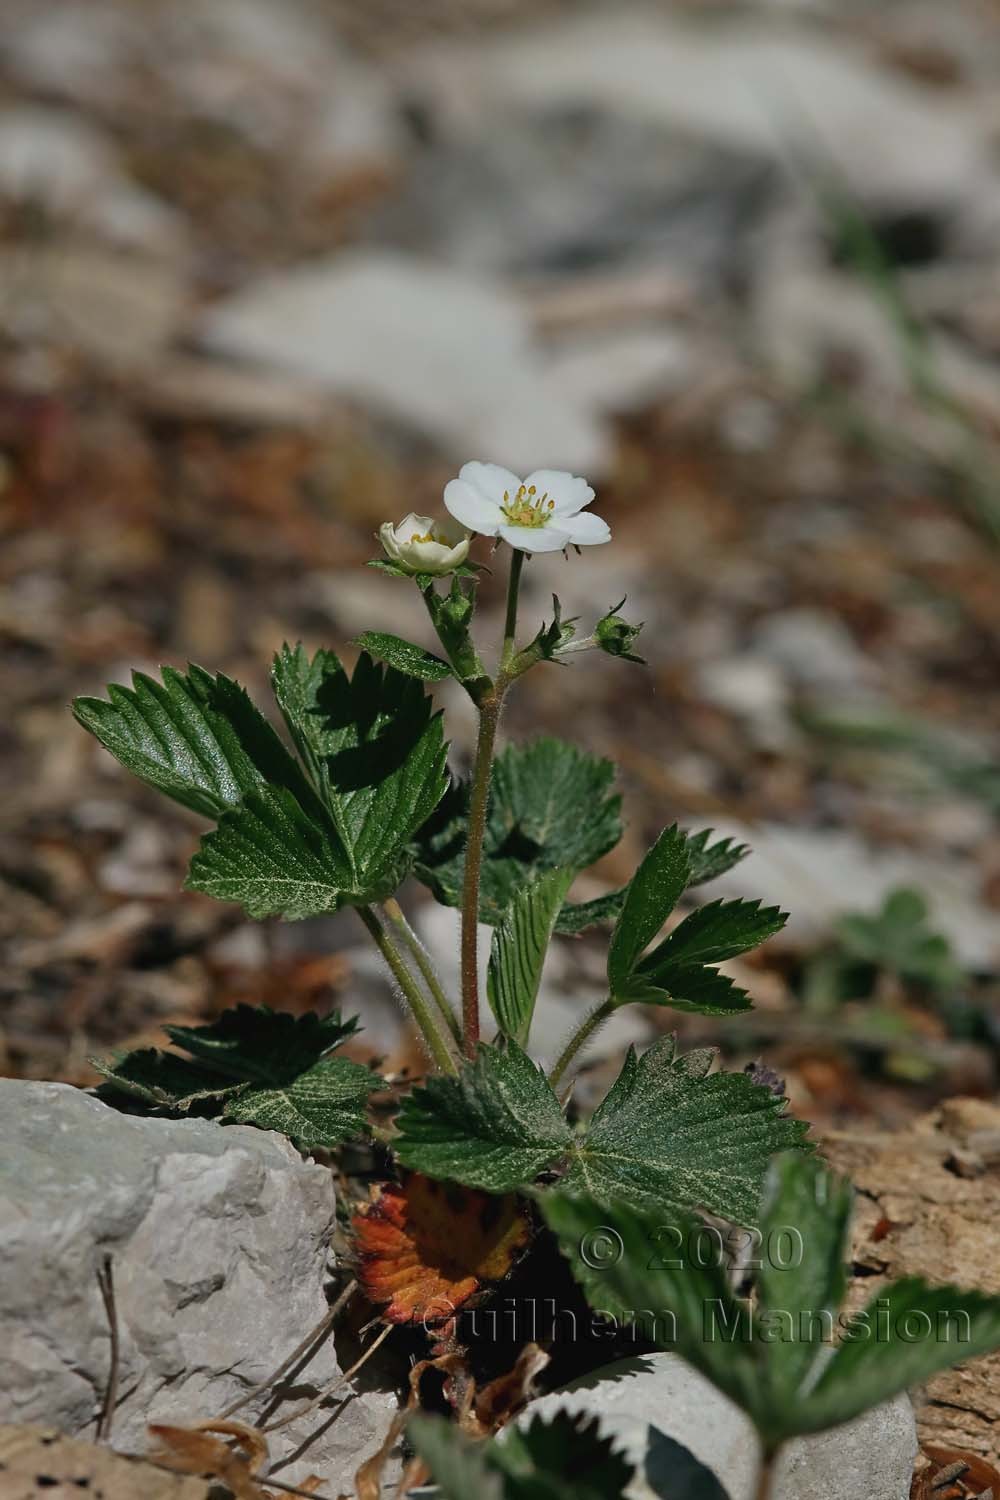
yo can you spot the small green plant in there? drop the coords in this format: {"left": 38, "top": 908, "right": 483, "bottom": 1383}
{"left": 803, "top": 885, "right": 961, "bottom": 1013}
{"left": 78, "top": 463, "right": 804, "bottom": 1230}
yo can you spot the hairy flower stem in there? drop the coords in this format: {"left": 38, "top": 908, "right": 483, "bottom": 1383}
{"left": 548, "top": 998, "right": 614, "bottom": 1088}
{"left": 459, "top": 549, "right": 525, "bottom": 1058}
{"left": 384, "top": 897, "right": 460, "bottom": 1041}
{"left": 357, "top": 904, "right": 459, "bottom": 1074}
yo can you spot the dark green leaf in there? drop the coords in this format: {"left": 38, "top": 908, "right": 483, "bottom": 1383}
{"left": 639, "top": 898, "right": 786, "bottom": 977}
{"left": 92, "top": 1004, "right": 378, "bottom": 1150}
{"left": 92, "top": 1048, "right": 238, "bottom": 1109}
{"left": 607, "top": 825, "right": 690, "bottom": 993}
{"left": 220, "top": 1055, "right": 378, "bottom": 1151}
{"left": 684, "top": 830, "right": 752, "bottom": 888}
{"left": 488, "top": 868, "right": 575, "bottom": 1047}
{"left": 802, "top": 1278, "right": 1000, "bottom": 1435}
{"left": 414, "top": 737, "right": 622, "bottom": 926}
{"left": 616, "top": 965, "right": 753, "bottom": 1016}
{"left": 394, "top": 1041, "right": 571, "bottom": 1192}
{"left": 644, "top": 1429, "right": 731, "bottom": 1500}
{"left": 352, "top": 632, "right": 452, "bottom": 682}
{"left": 268, "top": 644, "right": 448, "bottom": 907}
{"left": 164, "top": 1004, "right": 360, "bottom": 1083}
{"left": 73, "top": 664, "right": 319, "bottom": 821}
{"left": 563, "top": 1036, "right": 810, "bottom": 1225}
{"left": 410, "top": 1410, "right": 632, "bottom": 1500}
{"left": 541, "top": 1192, "right": 759, "bottom": 1415}
{"left": 553, "top": 887, "right": 627, "bottom": 935}
{"left": 756, "top": 1151, "right": 853, "bottom": 1396}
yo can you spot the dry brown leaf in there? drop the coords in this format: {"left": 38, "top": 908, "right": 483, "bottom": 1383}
{"left": 353, "top": 1175, "right": 531, "bottom": 1324}
{"left": 473, "top": 1343, "right": 550, "bottom": 1433}
{"left": 148, "top": 1418, "right": 270, "bottom": 1500}
{"left": 0, "top": 1423, "right": 211, "bottom": 1500}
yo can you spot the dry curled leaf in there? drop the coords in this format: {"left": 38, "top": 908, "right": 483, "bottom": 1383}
{"left": 912, "top": 1445, "right": 1000, "bottom": 1500}
{"left": 353, "top": 1174, "right": 531, "bottom": 1324}
{"left": 148, "top": 1418, "right": 281, "bottom": 1500}
{"left": 0, "top": 1423, "right": 210, "bottom": 1500}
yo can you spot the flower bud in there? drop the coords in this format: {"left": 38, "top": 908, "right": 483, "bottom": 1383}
{"left": 595, "top": 600, "right": 645, "bottom": 663}
{"left": 379, "top": 514, "right": 470, "bottom": 577}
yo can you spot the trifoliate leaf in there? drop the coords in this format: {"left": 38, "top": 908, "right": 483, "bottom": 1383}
{"left": 541, "top": 1191, "right": 759, "bottom": 1417}
{"left": 93, "top": 1003, "right": 379, "bottom": 1150}
{"left": 637, "top": 898, "right": 786, "bottom": 979}
{"left": 488, "top": 868, "right": 575, "bottom": 1047}
{"left": 73, "top": 664, "right": 320, "bottom": 821}
{"left": 267, "top": 644, "right": 448, "bottom": 907}
{"left": 562, "top": 1036, "right": 810, "bottom": 1225}
{"left": 353, "top": 1175, "right": 531, "bottom": 1324}
{"left": 607, "top": 825, "right": 690, "bottom": 993}
{"left": 393, "top": 1041, "right": 571, "bottom": 1192}
{"left": 413, "top": 737, "right": 622, "bottom": 925}
{"left": 410, "top": 1411, "right": 634, "bottom": 1500}
{"left": 352, "top": 631, "right": 452, "bottom": 682}
{"left": 756, "top": 1151, "right": 853, "bottom": 1396}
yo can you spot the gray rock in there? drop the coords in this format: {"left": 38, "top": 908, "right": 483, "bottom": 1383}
{"left": 522, "top": 1353, "right": 917, "bottom": 1500}
{"left": 0, "top": 1081, "right": 398, "bottom": 1492}
{"left": 199, "top": 251, "right": 609, "bottom": 473}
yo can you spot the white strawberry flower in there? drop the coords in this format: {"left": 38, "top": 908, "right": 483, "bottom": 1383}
{"left": 443, "top": 462, "right": 610, "bottom": 553}
{"left": 378, "top": 513, "right": 470, "bottom": 576}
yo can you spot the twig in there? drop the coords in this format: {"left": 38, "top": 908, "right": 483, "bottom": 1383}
{"left": 95, "top": 1255, "right": 119, "bottom": 1442}
{"left": 216, "top": 1280, "right": 358, "bottom": 1422}
{"left": 263, "top": 1323, "right": 395, "bottom": 1437}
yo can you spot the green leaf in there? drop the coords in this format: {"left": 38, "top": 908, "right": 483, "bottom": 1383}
{"left": 756, "top": 1151, "right": 853, "bottom": 1396}
{"left": 563, "top": 1036, "right": 810, "bottom": 1225}
{"left": 91, "top": 1048, "right": 239, "bottom": 1109}
{"left": 414, "top": 737, "right": 622, "bottom": 926}
{"left": 221, "top": 1056, "right": 378, "bottom": 1151}
{"left": 73, "top": 664, "right": 319, "bottom": 821}
{"left": 394, "top": 1041, "right": 571, "bottom": 1192}
{"left": 352, "top": 631, "right": 452, "bottom": 682}
{"left": 638, "top": 898, "right": 786, "bottom": 977}
{"left": 488, "top": 868, "right": 575, "bottom": 1046}
{"left": 617, "top": 965, "right": 754, "bottom": 1016}
{"left": 269, "top": 644, "right": 448, "bottom": 906}
{"left": 164, "top": 1005, "right": 359, "bottom": 1082}
{"left": 802, "top": 1278, "right": 1000, "bottom": 1435}
{"left": 410, "top": 1411, "right": 632, "bottom": 1500}
{"left": 185, "top": 785, "right": 361, "bottom": 918}
{"left": 92, "top": 1004, "right": 379, "bottom": 1149}
{"left": 684, "top": 829, "right": 751, "bottom": 887}
{"left": 644, "top": 1429, "right": 731, "bottom": 1500}
{"left": 607, "top": 825, "right": 691, "bottom": 993}
{"left": 541, "top": 1191, "right": 760, "bottom": 1416}
{"left": 553, "top": 887, "right": 628, "bottom": 935}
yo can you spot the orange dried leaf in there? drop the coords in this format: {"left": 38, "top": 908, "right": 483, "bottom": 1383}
{"left": 353, "top": 1174, "right": 531, "bottom": 1324}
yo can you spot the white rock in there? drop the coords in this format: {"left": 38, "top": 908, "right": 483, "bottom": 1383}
{"left": 199, "top": 252, "right": 609, "bottom": 473}
{"left": 753, "top": 609, "right": 874, "bottom": 693}
{"left": 695, "top": 822, "right": 1000, "bottom": 970}
{"left": 0, "top": 1081, "right": 398, "bottom": 1492}
{"left": 522, "top": 1353, "right": 917, "bottom": 1500}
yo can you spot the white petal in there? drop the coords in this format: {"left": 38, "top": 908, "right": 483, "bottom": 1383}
{"left": 397, "top": 512, "right": 436, "bottom": 542}
{"left": 498, "top": 523, "right": 571, "bottom": 553}
{"left": 524, "top": 468, "right": 594, "bottom": 517}
{"left": 444, "top": 478, "right": 503, "bottom": 535}
{"left": 563, "top": 510, "right": 611, "bottom": 546}
{"left": 379, "top": 521, "right": 402, "bottom": 562}
{"left": 459, "top": 461, "right": 523, "bottom": 505}
{"left": 405, "top": 538, "right": 459, "bottom": 571}
{"left": 430, "top": 514, "right": 470, "bottom": 547}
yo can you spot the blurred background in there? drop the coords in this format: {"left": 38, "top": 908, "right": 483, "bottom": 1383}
{"left": 2, "top": 0, "right": 1000, "bottom": 1131}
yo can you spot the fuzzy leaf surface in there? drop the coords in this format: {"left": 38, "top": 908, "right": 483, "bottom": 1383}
{"left": 352, "top": 631, "right": 453, "bottom": 682}
{"left": 488, "top": 868, "right": 575, "bottom": 1046}
{"left": 413, "top": 737, "right": 622, "bottom": 925}
{"left": 562, "top": 1036, "right": 810, "bottom": 1225}
{"left": 393, "top": 1042, "right": 571, "bottom": 1191}
{"left": 607, "top": 825, "right": 691, "bottom": 992}
{"left": 73, "top": 664, "right": 318, "bottom": 821}
{"left": 638, "top": 898, "right": 786, "bottom": 980}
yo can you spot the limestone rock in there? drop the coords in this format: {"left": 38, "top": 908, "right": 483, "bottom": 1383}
{"left": 0, "top": 1080, "right": 398, "bottom": 1493}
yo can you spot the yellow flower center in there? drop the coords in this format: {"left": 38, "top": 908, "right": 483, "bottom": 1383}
{"left": 500, "top": 484, "right": 555, "bottom": 529}
{"left": 409, "top": 529, "right": 446, "bottom": 545}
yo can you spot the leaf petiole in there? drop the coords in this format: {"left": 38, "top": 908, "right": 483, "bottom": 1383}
{"left": 383, "top": 897, "right": 461, "bottom": 1041}
{"left": 547, "top": 997, "right": 614, "bottom": 1088}
{"left": 356, "top": 904, "right": 460, "bottom": 1074}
